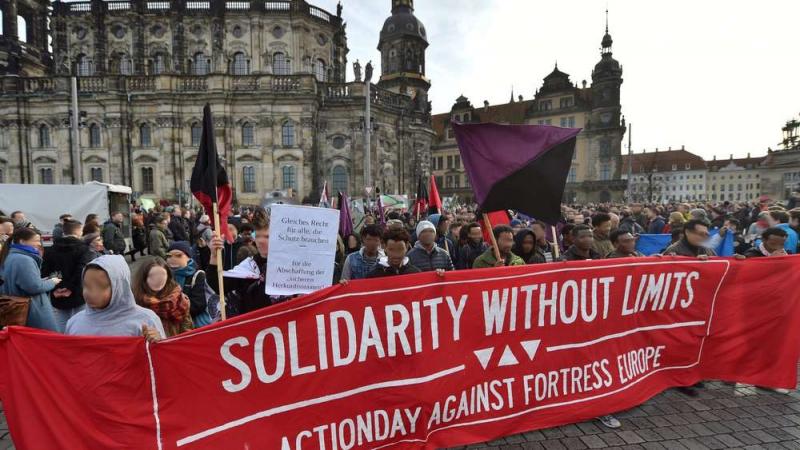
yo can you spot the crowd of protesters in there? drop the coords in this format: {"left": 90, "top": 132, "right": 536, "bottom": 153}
{"left": 0, "top": 197, "right": 797, "bottom": 429}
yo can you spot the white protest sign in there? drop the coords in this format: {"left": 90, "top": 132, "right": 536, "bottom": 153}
{"left": 266, "top": 204, "right": 340, "bottom": 296}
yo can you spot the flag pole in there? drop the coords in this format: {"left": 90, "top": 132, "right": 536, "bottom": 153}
{"left": 482, "top": 213, "right": 502, "bottom": 263}
{"left": 551, "top": 225, "right": 560, "bottom": 260}
{"left": 212, "top": 202, "right": 227, "bottom": 321}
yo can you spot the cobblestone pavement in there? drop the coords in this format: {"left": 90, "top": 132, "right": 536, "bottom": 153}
{"left": 1, "top": 360, "right": 798, "bottom": 449}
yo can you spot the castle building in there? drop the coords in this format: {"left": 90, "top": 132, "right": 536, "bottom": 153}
{"left": 0, "top": 0, "right": 434, "bottom": 205}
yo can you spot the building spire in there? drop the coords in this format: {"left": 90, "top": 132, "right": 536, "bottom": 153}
{"left": 510, "top": 85, "right": 515, "bottom": 103}
{"left": 605, "top": 6, "right": 609, "bottom": 33}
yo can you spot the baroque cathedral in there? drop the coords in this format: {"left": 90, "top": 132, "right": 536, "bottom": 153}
{"left": 0, "top": 0, "right": 434, "bottom": 204}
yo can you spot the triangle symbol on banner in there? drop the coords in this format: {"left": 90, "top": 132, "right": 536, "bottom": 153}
{"left": 498, "top": 345, "right": 519, "bottom": 367}
{"left": 473, "top": 347, "right": 494, "bottom": 370}
{"left": 520, "top": 339, "right": 541, "bottom": 361}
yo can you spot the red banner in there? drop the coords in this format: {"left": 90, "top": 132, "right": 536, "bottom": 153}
{"left": 2, "top": 256, "right": 800, "bottom": 450}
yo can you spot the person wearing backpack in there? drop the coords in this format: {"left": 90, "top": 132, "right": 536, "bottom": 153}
{"left": 165, "top": 241, "right": 213, "bottom": 327}
{"left": 132, "top": 258, "right": 193, "bottom": 337}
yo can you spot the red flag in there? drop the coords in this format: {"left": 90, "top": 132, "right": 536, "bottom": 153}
{"left": 479, "top": 210, "right": 510, "bottom": 244}
{"left": 428, "top": 174, "right": 442, "bottom": 215}
{"left": 190, "top": 104, "right": 233, "bottom": 242}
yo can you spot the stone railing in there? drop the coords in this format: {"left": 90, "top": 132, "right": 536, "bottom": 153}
{"left": 55, "top": 0, "right": 342, "bottom": 26}
{"left": 0, "top": 74, "right": 317, "bottom": 96}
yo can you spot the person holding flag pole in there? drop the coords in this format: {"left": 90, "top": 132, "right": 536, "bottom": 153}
{"left": 190, "top": 104, "right": 233, "bottom": 321}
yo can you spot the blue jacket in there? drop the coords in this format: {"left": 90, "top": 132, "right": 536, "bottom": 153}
{"left": 777, "top": 223, "right": 798, "bottom": 254}
{"left": 342, "top": 248, "right": 385, "bottom": 281}
{"left": 0, "top": 248, "right": 59, "bottom": 331}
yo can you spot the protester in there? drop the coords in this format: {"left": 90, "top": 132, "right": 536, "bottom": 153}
{"left": 617, "top": 210, "right": 644, "bottom": 235}
{"left": 367, "top": 228, "right": 421, "bottom": 278}
{"left": 133, "top": 258, "right": 193, "bottom": 337}
{"left": 606, "top": 230, "right": 644, "bottom": 258}
{"left": 344, "top": 233, "right": 360, "bottom": 255}
{"left": 166, "top": 241, "right": 213, "bottom": 327}
{"left": 645, "top": 207, "right": 666, "bottom": 234}
{"left": 82, "top": 215, "right": 101, "bottom": 237}
{"left": 560, "top": 223, "right": 576, "bottom": 252}
{"left": 42, "top": 220, "right": 93, "bottom": 332}
{"left": 766, "top": 210, "right": 798, "bottom": 254}
{"left": 83, "top": 233, "right": 109, "bottom": 259}
{"left": 10, "top": 211, "right": 26, "bottom": 228}
{"left": 0, "top": 227, "right": 60, "bottom": 331}
{"left": 560, "top": 224, "right": 602, "bottom": 261}
{"left": 169, "top": 207, "right": 190, "bottom": 242}
{"left": 65, "top": 255, "right": 164, "bottom": 341}
{"left": 0, "top": 217, "right": 14, "bottom": 251}
{"left": 662, "top": 211, "right": 686, "bottom": 234}
{"left": 208, "top": 208, "right": 285, "bottom": 314}
{"left": 407, "top": 220, "right": 454, "bottom": 272}
{"left": 591, "top": 213, "right": 614, "bottom": 258}
{"left": 744, "top": 227, "right": 788, "bottom": 258}
{"left": 531, "top": 222, "right": 555, "bottom": 263}
{"left": 149, "top": 215, "right": 170, "bottom": 259}
{"left": 429, "top": 214, "right": 456, "bottom": 257}
{"left": 127, "top": 215, "right": 147, "bottom": 262}
{"left": 512, "top": 229, "right": 537, "bottom": 264}
{"left": 52, "top": 214, "right": 73, "bottom": 240}
{"left": 234, "top": 223, "right": 258, "bottom": 264}
{"left": 457, "top": 222, "right": 488, "bottom": 269}
{"left": 663, "top": 219, "right": 716, "bottom": 258}
{"left": 102, "top": 212, "right": 127, "bottom": 256}
{"left": 341, "top": 225, "right": 384, "bottom": 281}
{"left": 474, "top": 225, "right": 524, "bottom": 268}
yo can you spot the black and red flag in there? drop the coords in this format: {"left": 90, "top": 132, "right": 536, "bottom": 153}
{"left": 412, "top": 176, "right": 428, "bottom": 219}
{"left": 190, "top": 104, "right": 234, "bottom": 242}
{"left": 428, "top": 174, "right": 442, "bottom": 215}
{"left": 453, "top": 122, "right": 580, "bottom": 224}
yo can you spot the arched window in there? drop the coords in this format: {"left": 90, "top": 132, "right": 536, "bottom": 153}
{"left": 281, "top": 165, "right": 296, "bottom": 190}
{"left": 76, "top": 54, "right": 93, "bottom": 76}
{"left": 90, "top": 167, "right": 103, "bottom": 182}
{"left": 190, "top": 122, "right": 202, "bottom": 146}
{"left": 242, "top": 123, "right": 254, "bottom": 146}
{"left": 141, "top": 167, "right": 155, "bottom": 193}
{"left": 314, "top": 59, "right": 326, "bottom": 82}
{"left": 331, "top": 165, "right": 348, "bottom": 194}
{"left": 152, "top": 53, "right": 167, "bottom": 75}
{"left": 119, "top": 54, "right": 133, "bottom": 75}
{"left": 39, "top": 167, "right": 54, "bottom": 184}
{"left": 272, "top": 52, "right": 289, "bottom": 75}
{"left": 140, "top": 124, "right": 151, "bottom": 147}
{"left": 242, "top": 165, "right": 256, "bottom": 193}
{"left": 17, "top": 16, "right": 26, "bottom": 43}
{"left": 38, "top": 124, "right": 50, "bottom": 147}
{"left": 281, "top": 121, "right": 294, "bottom": 147}
{"left": 89, "top": 124, "right": 101, "bottom": 148}
{"left": 232, "top": 52, "right": 249, "bottom": 75}
{"left": 193, "top": 52, "right": 209, "bottom": 75}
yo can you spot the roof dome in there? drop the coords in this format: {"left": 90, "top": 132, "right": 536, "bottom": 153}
{"left": 594, "top": 53, "right": 621, "bottom": 74}
{"left": 601, "top": 32, "right": 613, "bottom": 49}
{"left": 379, "top": 2, "right": 428, "bottom": 47}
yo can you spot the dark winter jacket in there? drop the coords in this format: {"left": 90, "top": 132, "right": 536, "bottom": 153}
{"left": 647, "top": 216, "right": 666, "bottom": 234}
{"left": 407, "top": 242, "right": 454, "bottom": 272}
{"left": 457, "top": 240, "right": 489, "bottom": 270}
{"left": 662, "top": 239, "right": 717, "bottom": 257}
{"left": 102, "top": 220, "right": 127, "bottom": 255}
{"left": 169, "top": 216, "right": 190, "bottom": 242}
{"left": 42, "top": 236, "right": 95, "bottom": 310}
{"left": 560, "top": 246, "right": 602, "bottom": 261}
{"left": 367, "top": 258, "right": 421, "bottom": 278}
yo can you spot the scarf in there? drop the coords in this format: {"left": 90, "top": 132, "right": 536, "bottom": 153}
{"left": 172, "top": 259, "right": 196, "bottom": 287}
{"left": 11, "top": 243, "right": 39, "bottom": 257}
{"left": 140, "top": 285, "right": 190, "bottom": 323}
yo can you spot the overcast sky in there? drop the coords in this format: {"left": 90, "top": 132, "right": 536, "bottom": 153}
{"left": 314, "top": 0, "right": 800, "bottom": 160}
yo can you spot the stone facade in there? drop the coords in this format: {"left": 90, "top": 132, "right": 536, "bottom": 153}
{"left": 0, "top": 0, "right": 434, "bottom": 205}
{"left": 431, "top": 20, "right": 627, "bottom": 204}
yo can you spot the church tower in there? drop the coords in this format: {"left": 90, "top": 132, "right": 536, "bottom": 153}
{"left": 0, "top": 0, "right": 51, "bottom": 76}
{"left": 377, "top": 0, "right": 430, "bottom": 109}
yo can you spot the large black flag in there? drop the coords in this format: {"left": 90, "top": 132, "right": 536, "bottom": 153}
{"left": 190, "top": 104, "right": 233, "bottom": 242}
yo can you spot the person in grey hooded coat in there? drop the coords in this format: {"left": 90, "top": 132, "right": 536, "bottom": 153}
{"left": 66, "top": 255, "right": 165, "bottom": 340}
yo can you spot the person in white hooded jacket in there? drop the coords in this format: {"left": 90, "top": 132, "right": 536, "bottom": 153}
{"left": 66, "top": 255, "right": 165, "bottom": 341}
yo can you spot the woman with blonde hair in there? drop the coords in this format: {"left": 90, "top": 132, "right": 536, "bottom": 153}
{"left": 663, "top": 211, "right": 686, "bottom": 234}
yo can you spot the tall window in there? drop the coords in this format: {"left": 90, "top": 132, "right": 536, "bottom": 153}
{"left": 152, "top": 53, "right": 167, "bottom": 75}
{"left": 242, "top": 166, "right": 256, "bottom": 193}
{"left": 89, "top": 124, "right": 101, "bottom": 148}
{"left": 281, "top": 121, "right": 294, "bottom": 147}
{"left": 242, "top": 123, "right": 254, "bottom": 146}
{"left": 314, "top": 59, "right": 326, "bottom": 81}
{"left": 332, "top": 165, "right": 348, "bottom": 193}
{"left": 0, "top": 168, "right": 4, "bottom": 184}
{"left": 599, "top": 163, "right": 611, "bottom": 181}
{"left": 568, "top": 168, "right": 577, "bottom": 183}
{"left": 90, "top": 167, "right": 103, "bottom": 182}
{"left": 191, "top": 123, "right": 202, "bottom": 146}
{"left": 119, "top": 55, "right": 133, "bottom": 75}
{"left": 193, "top": 52, "right": 209, "bottom": 75}
{"left": 76, "top": 54, "right": 93, "bottom": 76}
{"left": 141, "top": 167, "right": 154, "bottom": 193}
{"left": 39, "top": 167, "right": 54, "bottom": 184}
{"left": 38, "top": 125, "right": 50, "bottom": 147}
{"left": 273, "top": 52, "right": 289, "bottom": 75}
{"left": 281, "top": 165, "right": 296, "bottom": 190}
{"left": 232, "top": 52, "right": 249, "bottom": 75}
{"left": 140, "top": 124, "right": 151, "bottom": 147}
